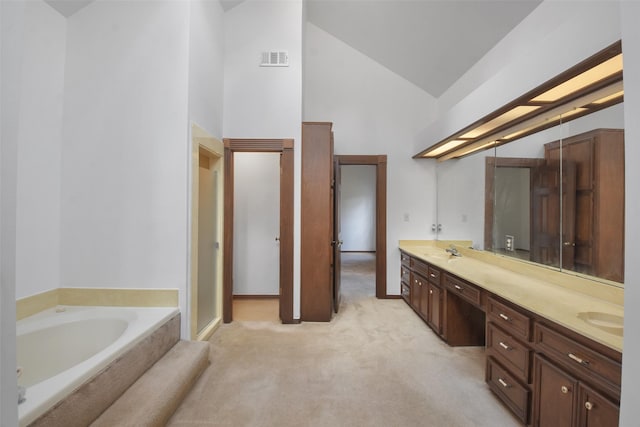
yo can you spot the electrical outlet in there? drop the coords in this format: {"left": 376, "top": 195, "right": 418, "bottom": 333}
{"left": 505, "top": 235, "right": 515, "bottom": 252}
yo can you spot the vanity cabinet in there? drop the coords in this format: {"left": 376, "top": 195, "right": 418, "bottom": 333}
{"left": 400, "top": 252, "right": 444, "bottom": 337}
{"left": 398, "top": 247, "right": 621, "bottom": 427}
{"left": 426, "top": 266, "right": 442, "bottom": 334}
{"left": 532, "top": 323, "right": 621, "bottom": 427}
{"left": 443, "top": 274, "right": 485, "bottom": 346}
{"left": 485, "top": 297, "right": 534, "bottom": 424}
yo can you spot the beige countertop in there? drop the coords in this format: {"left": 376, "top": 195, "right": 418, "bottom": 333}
{"left": 399, "top": 240, "right": 623, "bottom": 353}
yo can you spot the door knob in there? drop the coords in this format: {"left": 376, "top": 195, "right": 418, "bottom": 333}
{"left": 275, "top": 237, "right": 280, "bottom": 241}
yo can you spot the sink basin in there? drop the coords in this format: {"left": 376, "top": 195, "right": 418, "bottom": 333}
{"left": 578, "top": 311, "right": 623, "bottom": 336}
{"left": 423, "top": 253, "right": 460, "bottom": 262}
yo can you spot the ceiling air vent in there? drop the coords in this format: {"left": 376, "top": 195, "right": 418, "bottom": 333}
{"left": 260, "top": 51, "right": 288, "bottom": 67}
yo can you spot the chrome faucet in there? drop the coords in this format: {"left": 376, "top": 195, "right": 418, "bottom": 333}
{"left": 446, "top": 245, "right": 461, "bottom": 257}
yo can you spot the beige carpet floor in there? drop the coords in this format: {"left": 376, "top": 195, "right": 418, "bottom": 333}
{"left": 168, "top": 253, "right": 521, "bottom": 427}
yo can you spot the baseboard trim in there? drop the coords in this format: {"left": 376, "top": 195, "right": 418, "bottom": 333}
{"left": 340, "top": 250, "right": 376, "bottom": 253}
{"left": 382, "top": 295, "right": 402, "bottom": 299}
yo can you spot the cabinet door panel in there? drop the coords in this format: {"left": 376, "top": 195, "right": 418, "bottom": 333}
{"left": 428, "top": 283, "right": 442, "bottom": 335}
{"left": 577, "top": 383, "right": 619, "bottom": 427}
{"left": 533, "top": 355, "right": 577, "bottom": 427}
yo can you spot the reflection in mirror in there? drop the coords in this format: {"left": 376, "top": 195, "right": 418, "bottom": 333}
{"left": 485, "top": 104, "right": 625, "bottom": 285}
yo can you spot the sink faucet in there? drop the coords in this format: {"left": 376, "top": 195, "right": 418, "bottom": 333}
{"left": 446, "top": 245, "right": 461, "bottom": 257}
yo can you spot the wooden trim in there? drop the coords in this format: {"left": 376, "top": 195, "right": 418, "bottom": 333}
{"left": 280, "top": 145, "right": 294, "bottom": 323}
{"left": 484, "top": 157, "right": 545, "bottom": 251}
{"left": 222, "top": 139, "right": 294, "bottom": 324}
{"left": 233, "top": 295, "right": 279, "bottom": 300}
{"left": 335, "top": 154, "right": 388, "bottom": 299}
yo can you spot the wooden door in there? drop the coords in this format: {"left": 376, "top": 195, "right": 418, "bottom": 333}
{"left": 419, "top": 275, "right": 429, "bottom": 320}
{"left": 332, "top": 156, "right": 342, "bottom": 313}
{"left": 410, "top": 272, "right": 421, "bottom": 312}
{"left": 301, "top": 122, "right": 334, "bottom": 321}
{"left": 531, "top": 161, "right": 576, "bottom": 269}
{"left": 533, "top": 355, "right": 578, "bottom": 427}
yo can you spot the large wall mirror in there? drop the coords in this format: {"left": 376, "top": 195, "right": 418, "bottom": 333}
{"left": 435, "top": 43, "right": 625, "bottom": 288}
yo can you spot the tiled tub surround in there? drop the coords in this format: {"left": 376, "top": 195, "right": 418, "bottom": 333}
{"left": 399, "top": 240, "right": 623, "bottom": 426}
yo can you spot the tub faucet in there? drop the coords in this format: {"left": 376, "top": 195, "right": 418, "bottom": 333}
{"left": 446, "top": 245, "right": 461, "bottom": 257}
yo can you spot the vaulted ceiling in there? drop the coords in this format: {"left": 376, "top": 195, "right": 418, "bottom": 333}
{"left": 45, "top": 0, "right": 542, "bottom": 98}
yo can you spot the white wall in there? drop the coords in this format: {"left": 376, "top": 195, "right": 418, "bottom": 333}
{"left": 340, "top": 165, "right": 376, "bottom": 252}
{"left": 304, "top": 23, "right": 437, "bottom": 295}
{"left": 60, "top": 0, "right": 191, "bottom": 332}
{"left": 233, "top": 153, "right": 280, "bottom": 295}
{"left": 188, "top": 0, "right": 224, "bottom": 139}
{"left": 620, "top": 1, "right": 640, "bottom": 423}
{"left": 15, "top": 1, "right": 66, "bottom": 299}
{"left": 0, "top": 0, "right": 24, "bottom": 422}
{"left": 224, "top": 0, "right": 303, "bottom": 314}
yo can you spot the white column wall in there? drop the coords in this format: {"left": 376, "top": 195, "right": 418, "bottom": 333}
{"left": 60, "top": 1, "right": 191, "bottom": 333}
{"left": 0, "top": 1, "right": 24, "bottom": 422}
{"left": 304, "top": 23, "right": 438, "bottom": 295}
{"left": 223, "top": 0, "right": 303, "bottom": 315}
{"left": 15, "top": 1, "right": 66, "bottom": 299}
{"left": 620, "top": 1, "right": 640, "bottom": 424}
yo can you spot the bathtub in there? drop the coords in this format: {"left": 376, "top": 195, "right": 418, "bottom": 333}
{"left": 17, "top": 305, "right": 179, "bottom": 426}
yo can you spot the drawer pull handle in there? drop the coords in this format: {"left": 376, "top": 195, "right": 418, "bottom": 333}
{"left": 430, "top": 273, "right": 436, "bottom": 278}
{"left": 429, "top": 290, "right": 433, "bottom": 295}
{"left": 561, "top": 386, "right": 569, "bottom": 394}
{"left": 498, "top": 378, "right": 510, "bottom": 388}
{"left": 585, "top": 401, "right": 594, "bottom": 411}
{"left": 568, "top": 353, "right": 589, "bottom": 366}
{"left": 499, "top": 341, "right": 511, "bottom": 351}
{"left": 454, "top": 285, "right": 463, "bottom": 291}
{"left": 498, "top": 313, "right": 510, "bottom": 321}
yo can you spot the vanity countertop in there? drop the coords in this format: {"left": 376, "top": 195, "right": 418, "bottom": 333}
{"left": 399, "top": 240, "right": 623, "bottom": 352}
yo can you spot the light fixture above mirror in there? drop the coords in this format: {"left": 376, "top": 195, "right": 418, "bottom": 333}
{"left": 416, "top": 41, "right": 623, "bottom": 161}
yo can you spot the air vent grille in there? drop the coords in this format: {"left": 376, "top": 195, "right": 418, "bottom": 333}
{"left": 260, "top": 51, "right": 288, "bottom": 67}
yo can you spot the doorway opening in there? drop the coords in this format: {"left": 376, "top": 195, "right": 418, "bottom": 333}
{"left": 334, "top": 155, "right": 387, "bottom": 300}
{"left": 232, "top": 152, "right": 280, "bottom": 322}
{"left": 223, "top": 139, "right": 294, "bottom": 324}
{"left": 190, "top": 124, "right": 224, "bottom": 341}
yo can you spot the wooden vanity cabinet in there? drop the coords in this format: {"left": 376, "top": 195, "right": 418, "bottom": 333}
{"left": 532, "top": 323, "right": 621, "bottom": 427}
{"left": 485, "top": 297, "right": 534, "bottom": 424}
{"left": 443, "top": 274, "right": 485, "bottom": 346}
{"left": 399, "top": 253, "right": 443, "bottom": 337}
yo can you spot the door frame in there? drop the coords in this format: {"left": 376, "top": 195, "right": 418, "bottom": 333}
{"left": 223, "top": 138, "right": 294, "bottom": 324}
{"left": 334, "top": 155, "right": 387, "bottom": 299}
{"left": 190, "top": 124, "right": 224, "bottom": 341}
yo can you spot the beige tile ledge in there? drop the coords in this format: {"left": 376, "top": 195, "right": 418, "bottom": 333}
{"left": 17, "top": 288, "right": 179, "bottom": 320}
{"left": 399, "top": 240, "right": 623, "bottom": 352}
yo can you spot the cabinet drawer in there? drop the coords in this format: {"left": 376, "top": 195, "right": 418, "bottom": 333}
{"left": 486, "top": 357, "right": 530, "bottom": 424}
{"left": 401, "top": 266, "right": 410, "bottom": 285}
{"left": 487, "top": 322, "right": 531, "bottom": 383}
{"left": 411, "top": 258, "right": 429, "bottom": 278}
{"left": 427, "top": 265, "right": 441, "bottom": 285}
{"left": 401, "top": 283, "right": 410, "bottom": 303}
{"left": 535, "top": 323, "right": 621, "bottom": 391}
{"left": 445, "top": 274, "right": 481, "bottom": 306}
{"left": 400, "top": 252, "right": 411, "bottom": 267}
{"left": 487, "top": 297, "right": 532, "bottom": 341}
